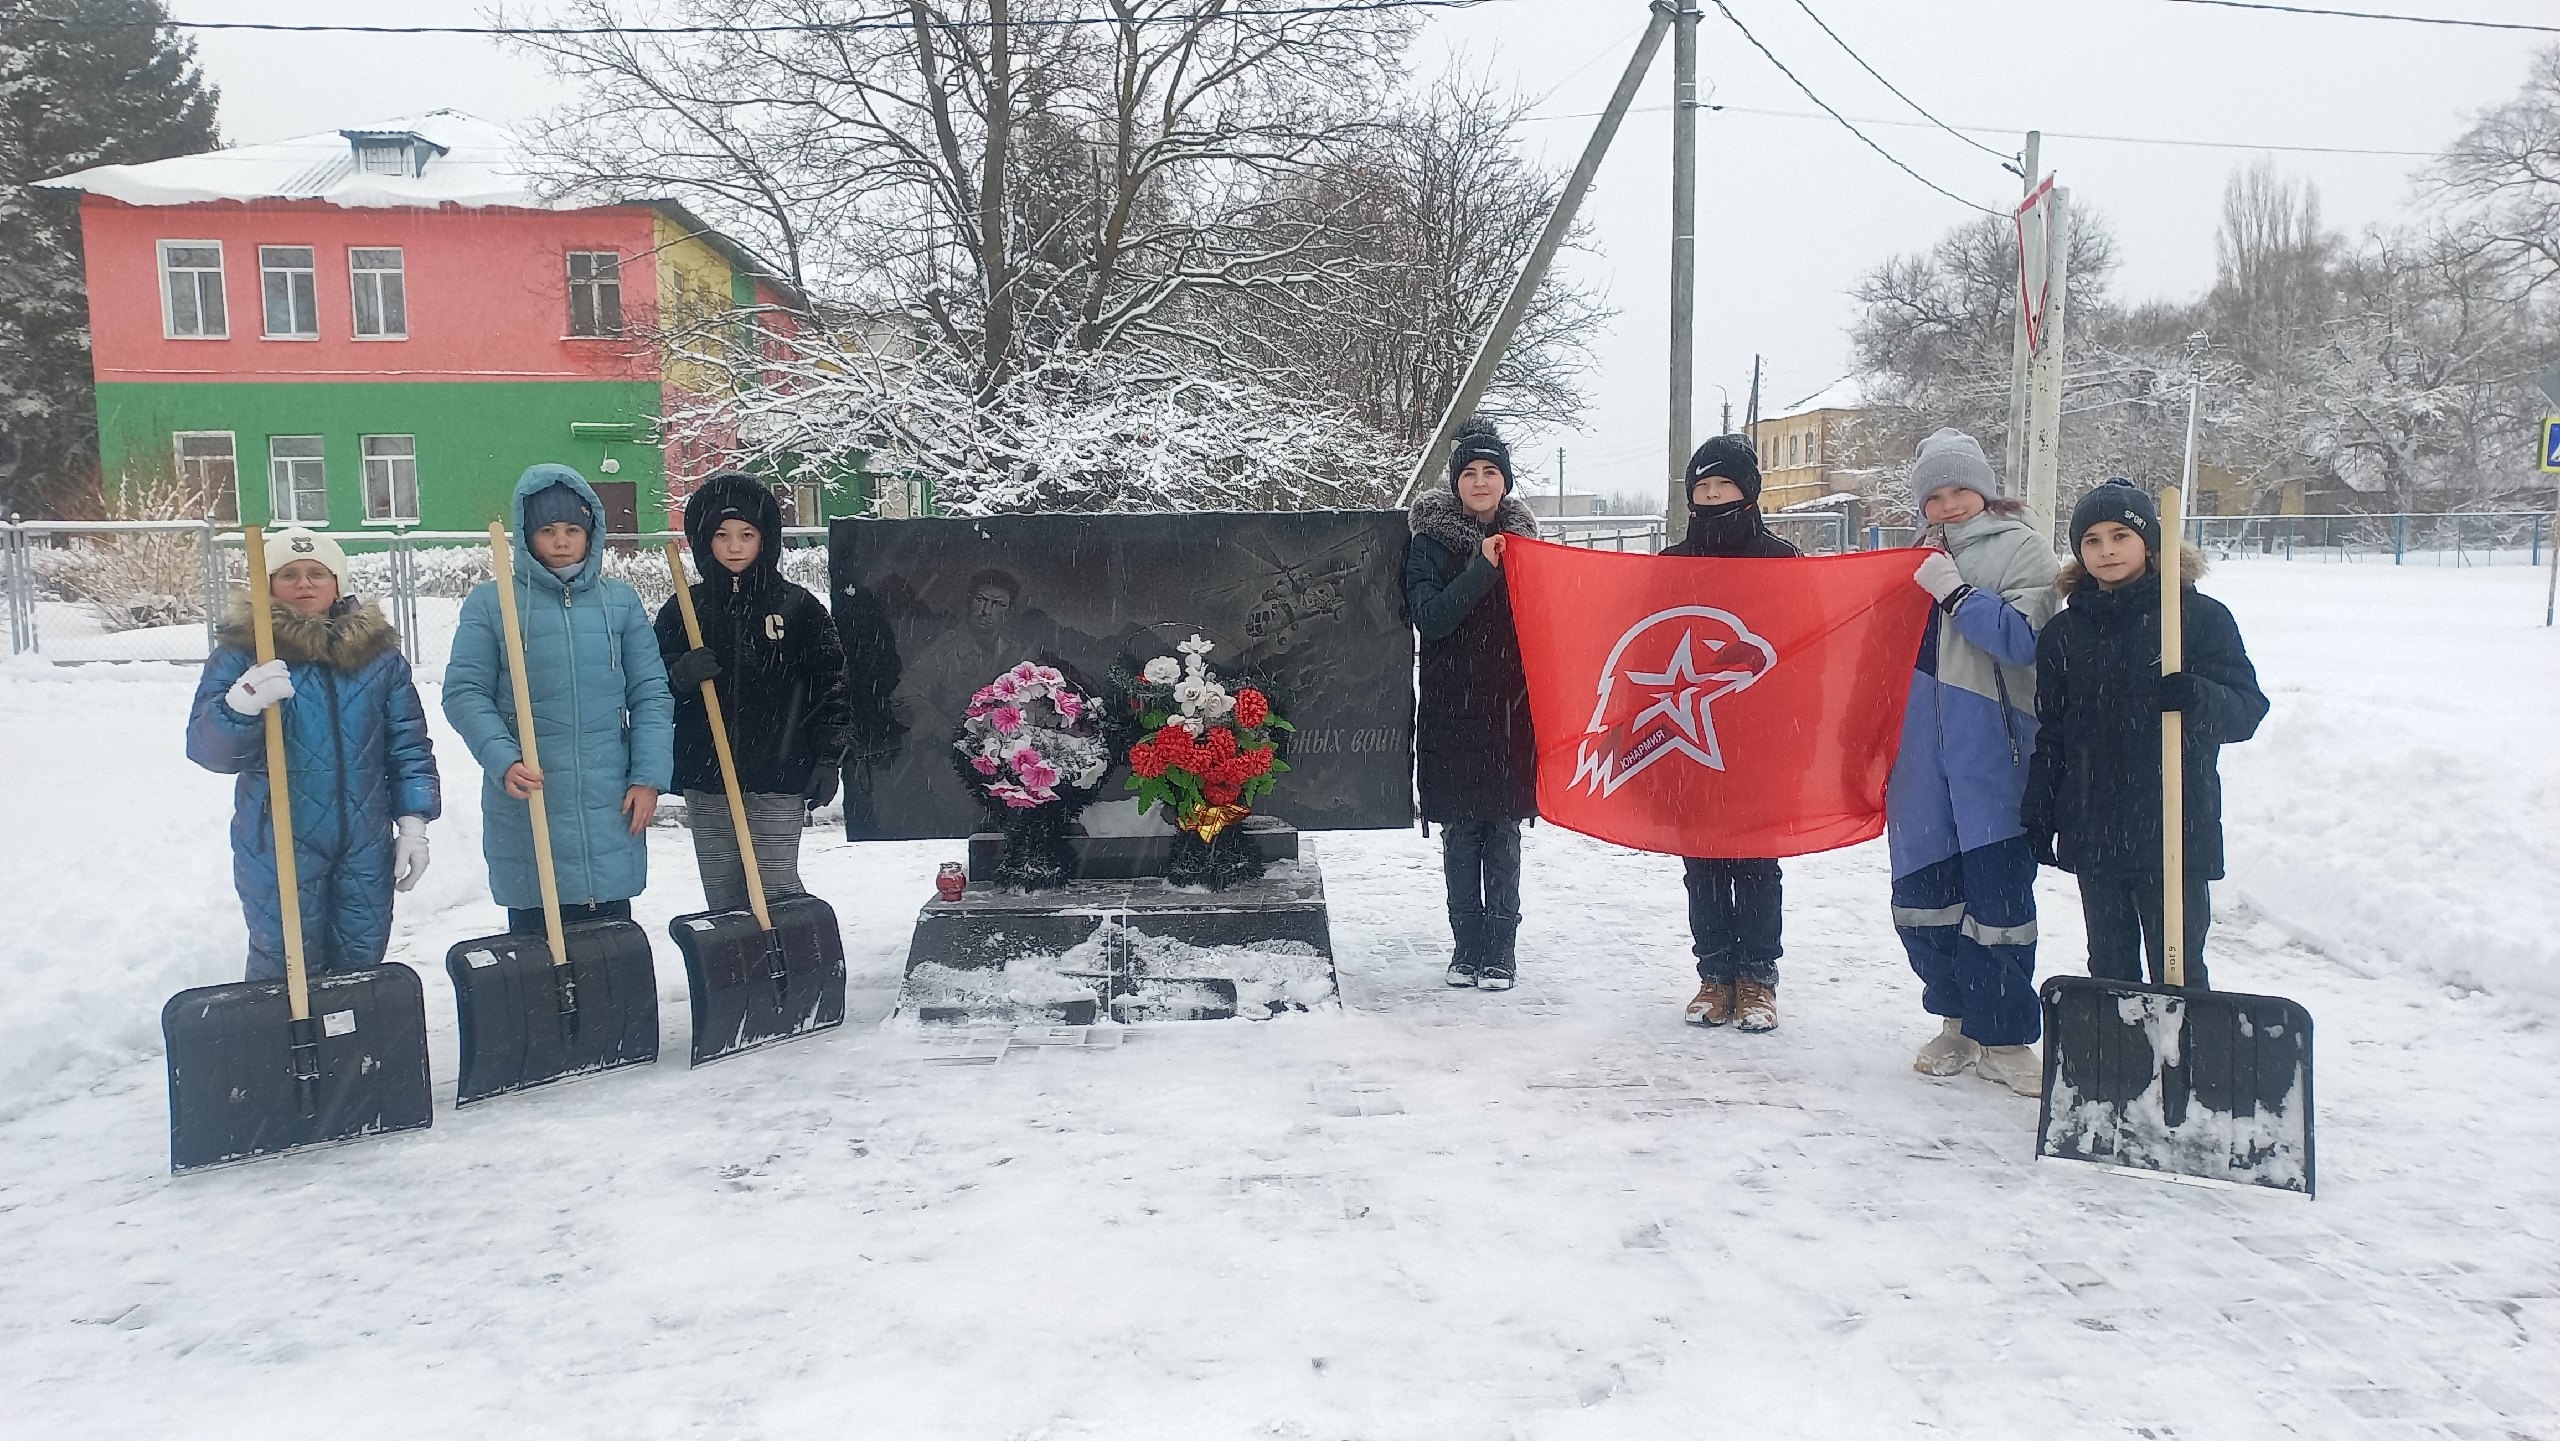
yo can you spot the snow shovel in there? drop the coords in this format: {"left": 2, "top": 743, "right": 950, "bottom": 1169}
{"left": 2036, "top": 403, "right": 2316, "bottom": 1196}
{"left": 163, "top": 526, "right": 433, "bottom": 1172}
{"left": 660, "top": 541, "right": 846, "bottom": 1066}
{"left": 445, "top": 523, "right": 659, "bottom": 1104}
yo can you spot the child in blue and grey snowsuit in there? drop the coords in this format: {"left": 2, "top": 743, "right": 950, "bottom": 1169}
{"left": 186, "top": 527, "right": 440, "bottom": 980}
{"left": 443, "top": 466, "right": 675, "bottom": 934}
{"left": 1887, "top": 429, "right": 2058, "bottom": 1098}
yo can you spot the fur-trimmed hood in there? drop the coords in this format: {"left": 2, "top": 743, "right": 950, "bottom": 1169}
{"left": 217, "top": 595, "right": 401, "bottom": 671}
{"left": 1410, "top": 486, "right": 1540, "bottom": 555}
{"left": 2058, "top": 548, "right": 2210, "bottom": 595}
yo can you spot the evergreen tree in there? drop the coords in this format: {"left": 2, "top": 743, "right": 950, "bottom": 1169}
{"left": 0, "top": 0, "right": 218, "bottom": 515}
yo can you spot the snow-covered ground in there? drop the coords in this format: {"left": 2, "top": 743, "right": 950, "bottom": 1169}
{"left": 1, "top": 559, "right": 2554, "bottom": 1438}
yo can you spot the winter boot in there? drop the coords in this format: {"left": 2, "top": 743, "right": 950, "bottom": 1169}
{"left": 1913, "top": 1018, "right": 1982, "bottom": 1077}
{"left": 1684, "top": 981, "right": 1735, "bottom": 1027}
{"left": 1975, "top": 1044, "right": 2043, "bottom": 1097}
{"left": 1444, "top": 912, "right": 1483, "bottom": 987}
{"left": 1732, "top": 977, "right": 1779, "bottom": 1033}
{"left": 1476, "top": 915, "right": 1519, "bottom": 991}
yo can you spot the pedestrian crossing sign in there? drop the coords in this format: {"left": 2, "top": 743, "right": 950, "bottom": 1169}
{"left": 2545, "top": 417, "right": 2560, "bottom": 472}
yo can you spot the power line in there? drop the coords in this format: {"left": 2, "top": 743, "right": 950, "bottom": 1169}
{"left": 1786, "top": 0, "right": 2016, "bottom": 168}
{"left": 23, "top": 0, "right": 1502, "bottom": 38}
{"left": 1704, "top": 0, "right": 2005, "bottom": 216}
{"left": 2156, "top": 0, "right": 2560, "bottom": 35}
{"left": 1521, "top": 100, "right": 2440, "bottom": 159}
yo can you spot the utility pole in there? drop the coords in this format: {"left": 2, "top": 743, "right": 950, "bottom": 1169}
{"left": 1398, "top": 5, "right": 1676, "bottom": 505}
{"left": 2002, "top": 131, "right": 2042, "bottom": 499}
{"left": 1745, "top": 354, "right": 1762, "bottom": 443}
{"left": 1557, "top": 446, "right": 1567, "bottom": 514}
{"left": 2023, "top": 187, "right": 2073, "bottom": 544}
{"left": 1721, "top": 397, "right": 1732, "bottom": 434}
{"left": 1666, "top": 0, "right": 1703, "bottom": 539}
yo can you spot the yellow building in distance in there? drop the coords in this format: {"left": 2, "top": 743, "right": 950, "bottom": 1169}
{"left": 1751, "top": 407, "right": 1858, "bottom": 512}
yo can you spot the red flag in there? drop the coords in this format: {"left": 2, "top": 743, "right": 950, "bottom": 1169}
{"left": 1505, "top": 539, "right": 1932, "bottom": 859}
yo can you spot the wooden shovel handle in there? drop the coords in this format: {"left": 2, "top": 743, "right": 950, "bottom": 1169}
{"left": 2159, "top": 484, "right": 2187, "bottom": 988}
{"left": 246, "top": 528, "right": 311, "bottom": 1021}
{"left": 664, "top": 541, "right": 773, "bottom": 931}
{"left": 488, "top": 524, "right": 570, "bottom": 968}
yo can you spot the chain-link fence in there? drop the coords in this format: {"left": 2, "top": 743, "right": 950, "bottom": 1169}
{"left": 1546, "top": 515, "right": 1667, "bottom": 552}
{"left": 1, "top": 522, "right": 833, "bottom": 669}
{"left": 2185, "top": 511, "right": 2554, "bottom": 565}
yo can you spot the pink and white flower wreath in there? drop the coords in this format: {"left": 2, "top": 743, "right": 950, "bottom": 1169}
{"left": 953, "top": 661, "right": 1111, "bottom": 809}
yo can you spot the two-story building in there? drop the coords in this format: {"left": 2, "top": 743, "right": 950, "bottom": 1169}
{"left": 41, "top": 110, "right": 834, "bottom": 534}
{"left": 1752, "top": 406, "right": 1859, "bottom": 511}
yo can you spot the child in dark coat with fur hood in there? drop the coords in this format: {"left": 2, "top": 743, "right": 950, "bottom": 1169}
{"left": 1405, "top": 418, "right": 1543, "bottom": 991}
{"left": 2022, "top": 478, "right": 2270, "bottom": 989}
{"left": 186, "top": 527, "right": 440, "bottom": 980}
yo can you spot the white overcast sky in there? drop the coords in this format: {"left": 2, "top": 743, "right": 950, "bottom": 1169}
{"left": 177, "top": 0, "right": 2552, "bottom": 505}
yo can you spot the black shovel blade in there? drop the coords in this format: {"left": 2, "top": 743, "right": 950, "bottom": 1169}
{"left": 163, "top": 964, "right": 433, "bottom": 1174}
{"left": 668, "top": 893, "right": 848, "bottom": 1066}
{"left": 446, "top": 920, "right": 660, "bottom": 1105}
{"left": 2036, "top": 975, "right": 2316, "bottom": 1196}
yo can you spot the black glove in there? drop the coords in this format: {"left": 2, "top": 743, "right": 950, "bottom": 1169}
{"left": 667, "top": 646, "right": 720, "bottom": 691}
{"left": 2158, "top": 671, "right": 2198, "bottom": 714}
{"left": 804, "top": 764, "right": 840, "bottom": 807}
{"left": 2029, "top": 830, "right": 2058, "bottom": 868}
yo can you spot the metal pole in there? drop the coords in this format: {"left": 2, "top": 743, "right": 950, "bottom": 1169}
{"left": 2546, "top": 494, "right": 2557, "bottom": 624}
{"left": 1397, "top": 2, "right": 1676, "bottom": 506}
{"left": 3, "top": 515, "right": 21, "bottom": 656}
{"left": 1666, "top": 0, "right": 1701, "bottom": 542}
{"left": 2002, "top": 131, "right": 2041, "bottom": 494}
{"left": 201, "top": 517, "right": 219, "bottom": 658}
{"left": 1558, "top": 446, "right": 1567, "bottom": 515}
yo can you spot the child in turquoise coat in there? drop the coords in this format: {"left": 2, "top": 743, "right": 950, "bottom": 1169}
{"left": 443, "top": 466, "right": 675, "bottom": 932}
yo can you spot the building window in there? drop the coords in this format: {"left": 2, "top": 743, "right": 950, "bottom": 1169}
{"left": 361, "top": 435, "right": 419, "bottom": 524}
{"left": 1787, "top": 433, "right": 1800, "bottom": 467}
{"left": 259, "top": 246, "right": 319, "bottom": 338}
{"left": 567, "top": 251, "right": 624, "bottom": 337}
{"left": 355, "top": 141, "right": 411, "bottom": 176}
{"left": 350, "top": 248, "right": 407, "bottom": 338}
{"left": 268, "top": 436, "right": 328, "bottom": 525}
{"left": 174, "top": 432, "right": 239, "bottom": 524}
{"left": 159, "top": 241, "right": 227, "bottom": 339}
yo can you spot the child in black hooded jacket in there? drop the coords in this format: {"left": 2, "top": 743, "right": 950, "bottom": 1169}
{"left": 655, "top": 472, "right": 850, "bottom": 910}
{"left": 1662, "top": 435, "right": 1797, "bottom": 1032}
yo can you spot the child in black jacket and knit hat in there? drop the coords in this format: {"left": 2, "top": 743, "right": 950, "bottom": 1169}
{"left": 655, "top": 472, "right": 851, "bottom": 911}
{"left": 1663, "top": 435, "right": 1797, "bottom": 1031}
{"left": 2022, "top": 478, "right": 2269, "bottom": 989}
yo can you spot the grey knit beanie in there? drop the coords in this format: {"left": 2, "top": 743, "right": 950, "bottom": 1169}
{"left": 1909, "top": 427, "right": 2000, "bottom": 508}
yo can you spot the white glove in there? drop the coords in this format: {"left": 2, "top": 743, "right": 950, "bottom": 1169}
{"left": 393, "top": 816, "right": 430, "bottom": 892}
{"left": 1913, "top": 551, "right": 1966, "bottom": 603}
{"left": 226, "top": 658, "right": 296, "bottom": 715}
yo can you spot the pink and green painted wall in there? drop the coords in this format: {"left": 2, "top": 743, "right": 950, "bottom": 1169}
{"left": 78, "top": 193, "right": 819, "bottom": 532}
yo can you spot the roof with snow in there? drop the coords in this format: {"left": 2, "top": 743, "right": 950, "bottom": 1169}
{"left": 36, "top": 110, "right": 541, "bottom": 210}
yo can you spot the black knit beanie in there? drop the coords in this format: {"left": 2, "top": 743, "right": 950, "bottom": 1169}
{"left": 1448, "top": 418, "right": 1514, "bottom": 495}
{"left": 2069, "top": 477, "right": 2161, "bottom": 556}
{"left": 1685, "top": 434, "right": 1762, "bottom": 506}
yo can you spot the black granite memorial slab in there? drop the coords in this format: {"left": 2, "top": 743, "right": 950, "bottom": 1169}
{"left": 964, "top": 813, "right": 1300, "bottom": 884}
{"left": 900, "top": 839, "right": 1338, "bottom": 1026}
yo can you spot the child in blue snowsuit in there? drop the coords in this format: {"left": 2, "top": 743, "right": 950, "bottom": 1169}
{"left": 1887, "top": 429, "right": 2058, "bottom": 1098}
{"left": 443, "top": 466, "right": 675, "bottom": 934}
{"left": 186, "top": 527, "right": 440, "bottom": 980}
